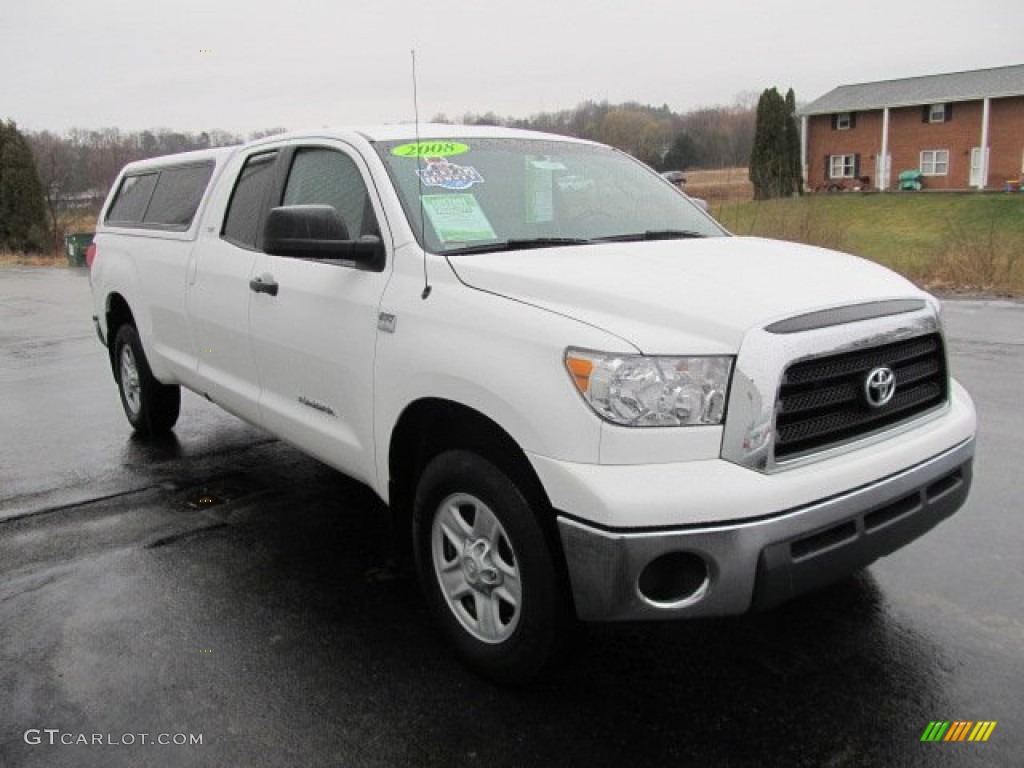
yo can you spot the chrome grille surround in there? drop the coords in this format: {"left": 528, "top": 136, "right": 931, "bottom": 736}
{"left": 721, "top": 302, "right": 948, "bottom": 473}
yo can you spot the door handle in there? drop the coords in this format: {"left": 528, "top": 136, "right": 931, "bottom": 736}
{"left": 249, "top": 274, "right": 279, "bottom": 296}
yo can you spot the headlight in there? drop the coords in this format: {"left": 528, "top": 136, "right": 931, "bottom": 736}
{"left": 565, "top": 348, "right": 733, "bottom": 427}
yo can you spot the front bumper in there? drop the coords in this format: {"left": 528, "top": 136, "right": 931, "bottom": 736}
{"left": 557, "top": 436, "right": 974, "bottom": 621}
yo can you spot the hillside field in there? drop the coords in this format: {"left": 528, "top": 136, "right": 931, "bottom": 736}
{"left": 713, "top": 192, "right": 1024, "bottom": 296}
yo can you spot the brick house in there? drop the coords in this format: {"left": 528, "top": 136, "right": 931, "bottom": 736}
{"left": 798, "top": 64, "right": 1024, "bottom": 191}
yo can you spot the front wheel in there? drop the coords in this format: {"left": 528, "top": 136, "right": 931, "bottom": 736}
{"left": 113, "top": 324, "right": 180, "bottom": 436}
{"left": 413, "top": 450, "right": 571, "bottom": 684}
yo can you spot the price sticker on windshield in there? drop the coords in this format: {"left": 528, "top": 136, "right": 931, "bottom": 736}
{"left": 422, "top": 194, "right": 496, "bottom": 243}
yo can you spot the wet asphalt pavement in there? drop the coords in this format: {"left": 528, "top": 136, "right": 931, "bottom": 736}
{"left": 1, "top": 266, "right": 1022, "bottom": 767}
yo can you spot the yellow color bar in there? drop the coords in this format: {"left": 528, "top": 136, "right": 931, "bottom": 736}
{"left": 968, "top": 721, "right": 997, "bottom": 742}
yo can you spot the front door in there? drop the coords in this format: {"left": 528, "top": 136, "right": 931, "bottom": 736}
{"left": 248, "top": 142, "right": 391, "bottom": 486}
{"left": 875, "top": 153, "right": 891, "bottom": 190}
{"left": 970, "top": 147, "right": 988, "bottom": 188}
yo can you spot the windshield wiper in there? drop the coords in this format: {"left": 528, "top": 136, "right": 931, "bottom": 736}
{"left": 444, "top": 237, "right": 593, "bottom": 255}
{"left": 598, "top": 229, "right": 708, "bottom": 242}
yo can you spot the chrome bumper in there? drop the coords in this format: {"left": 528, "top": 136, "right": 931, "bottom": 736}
{"left": 557, "top": 437, "right": 974, "bottom": 621}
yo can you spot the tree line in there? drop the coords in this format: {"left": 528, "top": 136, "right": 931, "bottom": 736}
{"left": 2, "top": 90, "right": 801, "bottom": 254}
{"left": 446, "top": 92, "right": 802, "bottom": 199}
{"left": 439, "top": 96, "right": 758, "bottom": 172}
{"left": 22, "top": 126, "right": 285, "bottom": 254}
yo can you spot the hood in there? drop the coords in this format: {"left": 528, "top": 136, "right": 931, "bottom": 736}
{"left": 446, "top": 236, "right": 926, "bottom": 354}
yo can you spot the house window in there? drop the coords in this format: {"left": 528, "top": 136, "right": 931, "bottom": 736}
{"left": 920, "top": 150, "right": 949, "bottom": 176}
{"left": 835, "top": 113, "right": 852, "bottom": 130}
{"left": 923, "top": 103, "right": 953, "bottom": 123}
{"left": 829, "top": 154, "right": 856, "bottom": 178}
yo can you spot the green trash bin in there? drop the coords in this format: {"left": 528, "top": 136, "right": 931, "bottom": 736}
{"left": 64, "top": 232, "right": 94, "bottom": 267}
{"left": 897, "top": 170, "right": 923, "bottom": 191}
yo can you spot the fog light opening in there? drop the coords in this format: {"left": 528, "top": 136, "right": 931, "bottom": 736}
{"left": 637, "top": 551, "right": 710, "bottom": 607}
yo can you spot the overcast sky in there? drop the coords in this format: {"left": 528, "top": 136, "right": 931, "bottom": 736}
{"left": 2, "top": 0, "right": 1021, "bottom": 134}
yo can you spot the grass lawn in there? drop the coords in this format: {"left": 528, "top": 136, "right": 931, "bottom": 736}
{"left": 712, "top": 192, "right": 1024, "bottom": 295}
{"left": 0, "top": 252, "right": 70, "bottom": 268}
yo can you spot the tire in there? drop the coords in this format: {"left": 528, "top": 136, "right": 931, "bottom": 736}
{"left": 112, "top": 324, "right": 180, "bottom": 436}
{"left": 413, "top": 450, "right": 571, "bottom": 685}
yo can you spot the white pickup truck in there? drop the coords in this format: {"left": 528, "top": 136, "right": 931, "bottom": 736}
{"left": 89, "top": 125, "right": 976, "bottom": 683}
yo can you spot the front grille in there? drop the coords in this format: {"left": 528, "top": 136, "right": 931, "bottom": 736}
{"left": 774, "top": 334, "right": 948, "bottom": 460}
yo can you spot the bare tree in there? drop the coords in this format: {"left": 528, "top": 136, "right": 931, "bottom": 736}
{"left": 27, "top": 131, "right": 78, "bottom": 254}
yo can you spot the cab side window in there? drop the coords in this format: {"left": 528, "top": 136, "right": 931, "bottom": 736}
{"left": 282, "top": 148, "right": 380, "bottom": 239}
{"left": 222, "top": 151, "right": 278, "bottom": 249}
{"left": 143, "top": 164, "right": 214, "bottom": 228}
{"left": 106, "top": 173, "right": 158, "bottom": 225}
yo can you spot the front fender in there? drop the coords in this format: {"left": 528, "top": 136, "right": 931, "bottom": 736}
{"left": 372, "top": 268, "right": 631, "bottom": 500}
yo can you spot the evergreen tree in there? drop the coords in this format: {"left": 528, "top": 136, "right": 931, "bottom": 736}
{"left": 0, "top": 120, "right": 48, "bottom": 253}
{"left": 749, "top": 87, "right": 802, "bottom": 199}
{"left": 662, "top": 132, "right": 699, "bottom": 171}
{"left": 784, "top": 88, "right": 803, "bottom": 195}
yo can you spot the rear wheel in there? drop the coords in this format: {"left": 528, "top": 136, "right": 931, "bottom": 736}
{"left": 113, "top": 324, "right": 180, "bottom": 436}
{"left": 413, "top": 450, "right": 571, "bottom": 684}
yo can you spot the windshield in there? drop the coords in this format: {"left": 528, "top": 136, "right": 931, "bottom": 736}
{"left": 373, "top": 137, "right": 726, "bottom": 253}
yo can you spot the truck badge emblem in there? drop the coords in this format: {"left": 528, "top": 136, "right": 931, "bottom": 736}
{"left": 864, "top": 366, "right": 896, "bottom": 408}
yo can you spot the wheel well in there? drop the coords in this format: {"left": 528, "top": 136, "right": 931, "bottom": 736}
{"left": 105, "top": 293, "right": 134, "bottom": 368}
{"left": 388, "top": 399, "right": 555, "bottom": 541}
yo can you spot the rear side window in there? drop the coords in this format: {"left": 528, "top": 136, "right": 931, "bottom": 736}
{"left": 222, "top": 152, "right": 278, "bottom": 248}
{"left": 143, "top": 164, "right": 213, "bottom": 227}
{"left": 105, "top": 162, "right": 213, "bottom": 229}
{"left": 106, "top": 173, "right": 158, "bottom": 224}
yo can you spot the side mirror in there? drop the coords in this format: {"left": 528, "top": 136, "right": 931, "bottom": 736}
{"left": 263, "top": 205, "right": 384, "bottom": 271}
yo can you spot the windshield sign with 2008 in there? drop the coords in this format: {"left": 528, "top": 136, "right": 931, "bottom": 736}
{"left": 374, "top": 138, "right": 724, "bottom": 255}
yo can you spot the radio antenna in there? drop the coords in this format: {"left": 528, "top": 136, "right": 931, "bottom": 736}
{"left": 412, "top": 49, "right": 431, "bottom": 300}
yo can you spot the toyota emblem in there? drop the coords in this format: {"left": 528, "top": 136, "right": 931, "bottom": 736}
{"left": 864, "top": 366, "right": 896, "bottom": 408}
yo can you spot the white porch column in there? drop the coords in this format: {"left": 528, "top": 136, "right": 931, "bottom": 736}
{"left": 800, "top": 115, "right": 808, "bottom": 192}
{"left": 977, "top": 97, "right": 991, "bottom": 190}
{"left": 879, "top": 107, "right": 890, "bottom": 191}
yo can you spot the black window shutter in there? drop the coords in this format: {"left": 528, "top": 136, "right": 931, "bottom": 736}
{"left": 850, "top": 112, "right": 857, "bottom": 129}
{"left": 831, "top": 114, "right": 838, "bottom": 130}
{"left": 825, "top": 155, "right": 832, "bottom": 179}
{"left": 922, "top": 106, "right": 930, "bottom": 123}
{"left": 945, "top": 102, "right": 953, "bottom": 121}
{"left": 853, "top": 154, "right": 861, "bottom": 178}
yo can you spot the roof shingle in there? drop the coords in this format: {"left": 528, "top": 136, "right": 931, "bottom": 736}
{"left": 798, "top": 64, "right": 1024, "bottom": 116}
